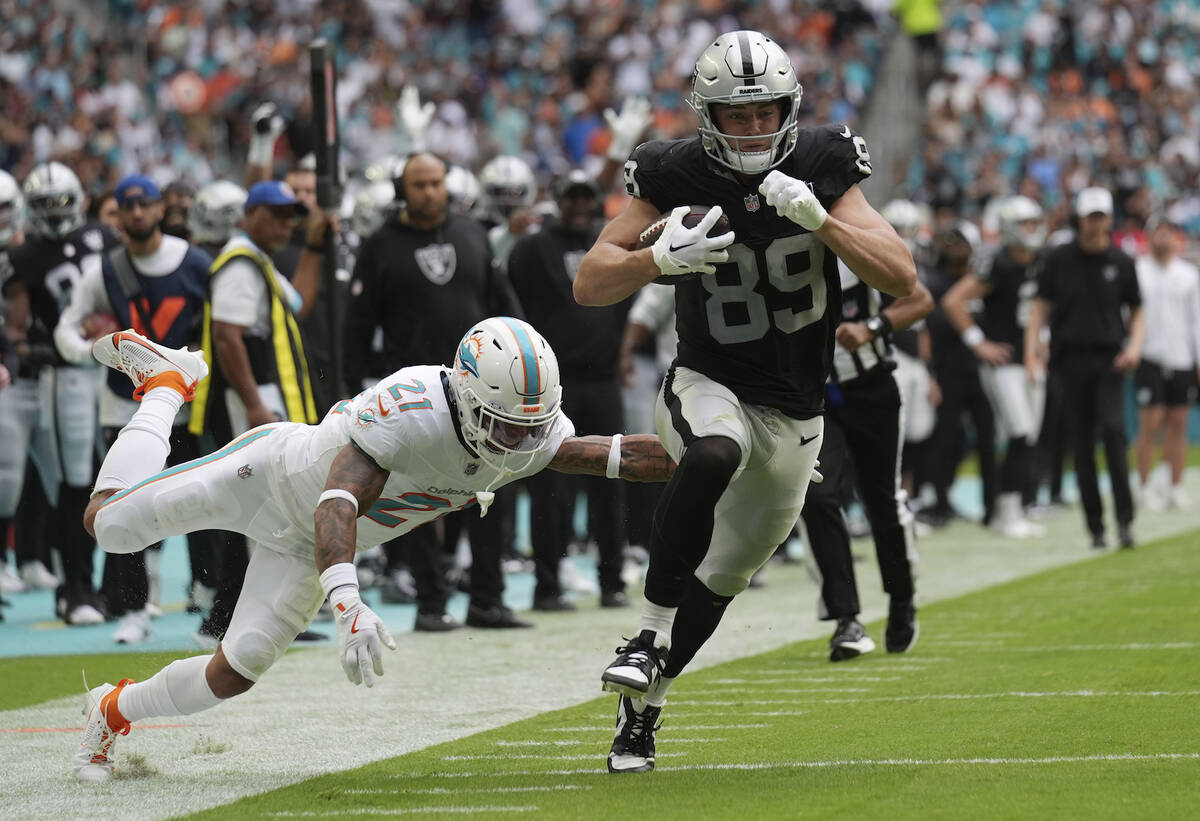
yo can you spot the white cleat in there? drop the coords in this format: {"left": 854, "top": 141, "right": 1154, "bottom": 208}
{"left": 67, "top": 603, "right": 106, "bottom": 626}
{"left": 92, "top": 330, "right": 208, "bottom": 400}
{"left": 20, "top": 560, "right": 59, "bottom": 590}
{"left": 112, "top": 609, "right": 152, "bottom": 644}
{"left": 73, "top": 680, "right": 133, "bottom": 783}
{"left": 0, "top": 565, "right": 27, "bottom": 594}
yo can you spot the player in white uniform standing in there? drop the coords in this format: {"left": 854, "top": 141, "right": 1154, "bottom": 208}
{"left": 71, "top": 316, "right": 675, "bottom": 782}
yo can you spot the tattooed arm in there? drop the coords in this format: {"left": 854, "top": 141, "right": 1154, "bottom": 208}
{"left": 548, "top": 434, "right": 676, "bottom": 482}
{"left": 314, "top": 443, "right": 390, "bottom": 573}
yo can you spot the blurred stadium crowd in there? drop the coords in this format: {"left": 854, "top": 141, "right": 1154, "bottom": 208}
{"left": 0, "top": 0, "right": 1197, "bottom": 644}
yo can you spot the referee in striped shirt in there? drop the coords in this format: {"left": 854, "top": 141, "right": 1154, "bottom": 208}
{"left": 801, "top": 259, "right": 933, "bottom": 660}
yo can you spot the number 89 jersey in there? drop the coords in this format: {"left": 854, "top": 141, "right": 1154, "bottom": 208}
{"left": 624, "top": 125, "right": 872, "bottom": 419}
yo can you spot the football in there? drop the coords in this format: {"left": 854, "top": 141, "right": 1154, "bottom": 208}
{"left": 82, "top": 311, "right": 121, "bottom": 340}
{"left": 637, "top": 205, "right": 732, "bottom": 285}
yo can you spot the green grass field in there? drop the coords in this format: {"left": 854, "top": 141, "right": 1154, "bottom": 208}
{"left": 5, "top": 528, "right": 1198, "bottom": 819}
{"left": 162, "top": 528, "right": 1196, "bottom": 820}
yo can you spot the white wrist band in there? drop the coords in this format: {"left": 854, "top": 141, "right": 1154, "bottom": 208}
{"left": 317, "top": 488, "right": 359, "bottom": 514}
{"left": 962, "top": 325, "right": 985, "bottom": 348}
{"left": 606, "top": 434, "right": 623, "bottom": 479}
{"left": 319, "top": 562, "right": 359, "bottom": 599}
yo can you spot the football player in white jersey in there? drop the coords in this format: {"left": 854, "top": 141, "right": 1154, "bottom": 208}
{"left": 71, "top": 316, "right": 674, "bottom": 783}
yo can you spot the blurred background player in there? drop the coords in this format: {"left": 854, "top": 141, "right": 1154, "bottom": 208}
{"left": 2, "top": 161, "right": 121, "bottom": 624}
{"left": 941, "top": 195, "right": 1047, "bottom": 538}
{"left": 922, "top": 221, "right": 997, "bottom": 530}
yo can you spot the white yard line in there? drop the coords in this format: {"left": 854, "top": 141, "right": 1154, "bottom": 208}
{"left": 413, "top": 752, "right": 1200, "bottom": 779}
{"left": 671, "top": 690, "right": 1200, "bottom": 706}
{"left": 542, "top": 724, "right": 766, "bottom": 732}
{"left": 5, "top": 488, "right": 1199, "bottom": 819}
{"left": 271, "top": 807, "right": 538, "bottom": 817}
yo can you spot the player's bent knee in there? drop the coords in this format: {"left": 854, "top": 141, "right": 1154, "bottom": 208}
{"left": 682, "top": 436, "right": 742, "bottom": 481}
{"left": 92, "top": 504, "right": 150, "bottom": 554}
{"left": 699, "top": 571, "right": 750, "bottom": 598}
{"left": 222, "top": 629, "right": 282, "bottom": 682}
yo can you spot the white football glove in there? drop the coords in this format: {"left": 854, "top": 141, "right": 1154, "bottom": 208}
{"left": 248, "top": 102, "right": 285, "bottom": 167}
{"left": 760, "top": 170, "right": 828, "bottom": 231}
{"left": 603, "top": 96, "right": 653, "bottom": 162}
{"left": 651, "top": 205, "right": 735, "bottom": 278}
{"left": 329, "top": 587, "right": 397, "bottom": 687}
{"left": 397, "top": 85, "right": 435, "bottom": 149}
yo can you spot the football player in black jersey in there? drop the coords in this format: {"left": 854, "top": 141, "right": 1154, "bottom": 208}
{"left": 941, "top": 196, "right": 1046, "bottom": 539}
{"left": 574, "top": 30, "right": 916, "bottom": 774}
{"left": 1, "top": 161, "right": 121, "bottom": 624}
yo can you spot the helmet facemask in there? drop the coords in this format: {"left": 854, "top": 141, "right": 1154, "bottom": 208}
{"left": 23, "top": 162, "right": 84, "bottom": 240}
{"left": 690, "top": 31, "right": 803, "bottom": 175}
{"left": 449, "top": 317, "right": 563, "bottom": 476}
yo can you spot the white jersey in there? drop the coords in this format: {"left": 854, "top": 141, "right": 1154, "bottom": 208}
{"left": 1135, "top": 253, "right": 1200, "bottom": 371}
{"left": 263, "top": 364, "right": 574, "bottom": 556}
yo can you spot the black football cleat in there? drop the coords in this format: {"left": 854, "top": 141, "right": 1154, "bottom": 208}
{"left": 601, "top": 629, "right": 669, "bottom": 697}
{"left": 607, "top": 695, "right": 662, "bottom": 774}
{"left": 885, "top": 599, "right": 919, "bottom": 653}
{"left": 829, "top": 617, "right": 876, "bottom": 662}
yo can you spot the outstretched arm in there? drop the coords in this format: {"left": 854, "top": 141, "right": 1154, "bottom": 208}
{"left": 314, "top": 442, "right": 395, "bottom": 687}
{"left": 314, "top": 443, "right": 389, "bottom": 573}
{"left": 548, "top": 434, "right": 676, "bottom": 482}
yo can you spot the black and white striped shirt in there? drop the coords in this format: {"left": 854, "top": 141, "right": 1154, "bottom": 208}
{"left": 830, "top": 259, "right": 894, "bottom": 384}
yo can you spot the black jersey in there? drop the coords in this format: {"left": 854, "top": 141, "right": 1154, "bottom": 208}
{"left": 509, "top": 218, "right": 628, "bottom": 382}
{"left": 925, "top": 265, "right": 978, "bottom": 376}
{"left": 625, "top": 125, "right": 872, "bottom": 418}
{"left": 1, "top": 222, "right": 121, "bottom": 371}
{"left": 978, "top": 246, "right": 1038, "bottom": 361}
{"left": 1036, "top": 241, "right": 1140, "bottom": 358}
{"left": 343, "top": 212, "right": 519, "bottom": 388}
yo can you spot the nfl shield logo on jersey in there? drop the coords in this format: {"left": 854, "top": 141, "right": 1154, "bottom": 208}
{"left": 744, "top": 193, "right": 760, "bottom": 212}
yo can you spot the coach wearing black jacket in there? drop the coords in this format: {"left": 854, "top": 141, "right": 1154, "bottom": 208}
{"left": 345, "top": 152, "right": 527, "bottom": 629}
{"left": 508, "top": 170, "right": 630, "bottom": 611}
{"left": 1026, "top": 187, "right": 1144, "bottom": 548}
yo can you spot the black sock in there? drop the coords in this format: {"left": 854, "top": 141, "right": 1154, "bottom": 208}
{"left": 643, "top": 436, "right": 740, "bottom": 606}
{"left": 663, "top": 575, "right": 734, "bottom": 678}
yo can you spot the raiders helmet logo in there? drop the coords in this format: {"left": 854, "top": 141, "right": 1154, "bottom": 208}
{"left": 415, "top": 243, "right": 458, "bottom": 285}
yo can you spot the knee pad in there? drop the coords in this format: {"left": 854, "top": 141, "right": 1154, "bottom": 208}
{"left": 681, "top": 436, "right": 742, "bottom": 482}
{"left": 153, "top": 480, "right": 221, "bottom": 531}
{"left": 222, "top": 628, "right": 279, "bottom": 682}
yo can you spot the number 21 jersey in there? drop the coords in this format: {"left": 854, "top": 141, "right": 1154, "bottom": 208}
{"left": 624, "top": 125, "right": 872, "bottom": 418}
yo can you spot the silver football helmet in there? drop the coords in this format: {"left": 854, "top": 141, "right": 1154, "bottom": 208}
{"left": 445, "top": 164, "right": 482, "bottom": 217}
{"left": 187, "top": 180, "right": 247, "bottom": 246}
{"left": 997, "top": 195, "right": 1045, "bottom": 251}
{"left": 350, "top": 179, "right": 396, "bottom": 239}
{"left": 0, "top": 169, "right": 22, "bottom": 247}
{"left": 23, "top": 161, "right": 84, "bottom": 239}
{"left": 479, "top": 156, "right": 536, "bottom": 222}
{"left": 690, "top": 30, "right": 803, "bottom": 174}
{"left": 449, "top": 316, "right": 563, "bottom": 475}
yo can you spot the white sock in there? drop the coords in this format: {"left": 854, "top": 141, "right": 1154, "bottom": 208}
{"left": 117, "top": 655, "right": 222, "bottom": 721}
{"left": 94, "top": 387, "right": 184, "bottom": 493}
{"left": 642, "top": 674, "right": 675, "bottom": 708}
{"left": 639, "top": 601, "right": 676, "bottom": 648}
